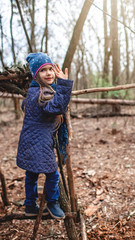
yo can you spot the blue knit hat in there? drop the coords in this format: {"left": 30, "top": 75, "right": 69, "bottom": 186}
{"left": 26, "top": 52, "right": 54, "bottom": 79}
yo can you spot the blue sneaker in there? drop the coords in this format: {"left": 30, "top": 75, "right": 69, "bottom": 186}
{"left": 47, "top": 201, "right": 65, "bottom": 220}
{"left": 25, "top": 205, "right": 49, "bottom": 216}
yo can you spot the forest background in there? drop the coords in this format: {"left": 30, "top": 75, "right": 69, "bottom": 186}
{"left": 0, "top": 0, "right": 135, "bottom": 99}
{"left": 0, "top": 1, "right": 135, "bottom": 239}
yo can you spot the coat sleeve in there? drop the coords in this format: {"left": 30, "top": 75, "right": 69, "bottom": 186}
{"left": 42, "top": 78, "right": 73, "bottom": 115}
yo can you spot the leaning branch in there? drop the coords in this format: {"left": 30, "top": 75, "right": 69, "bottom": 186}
{"left": 72, "top": 83, "right": 135, "bottom": 96}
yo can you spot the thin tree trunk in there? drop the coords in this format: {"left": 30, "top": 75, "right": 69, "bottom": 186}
{"left": 45, "top": 0, "right": 48, "bottom": 53}
{"left": 15, "top": 0, "right": 33, "bottom": 52}
{"left": 121, "top": 1, "right": 129, "bottom": 84}
{"left": 10, "top": 0, "right": 16, "bottom": 64}
{"left": 0, "top": 16, "right": 5, "bottom": 69}
{"left": 111, "top": 0, "right": 120, "bottom": 113}
{"left": 103, "top": 0, "right": 110, "bottom": 83}
{"left": 30, "top": 0, "right": 36, "bottom": 52}
{"left": 40, "top": 0, "right": 48, "bottom": 52}
{"left": 111, "top": 0, "right": 120, "bottom": 85}
{"left": 62, "top": 0, "right": 94, "bottom": 75}
{"left": 10, "top": 0, "right": 21, "bottom": 119}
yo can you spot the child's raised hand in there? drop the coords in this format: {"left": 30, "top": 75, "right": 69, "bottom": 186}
{"left": 53, "top": 64, "right": 68, "bottom": 79}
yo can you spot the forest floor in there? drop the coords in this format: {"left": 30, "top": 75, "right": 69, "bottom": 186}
{"left": 0, "top": 104, "right": 135, "bottom": 240}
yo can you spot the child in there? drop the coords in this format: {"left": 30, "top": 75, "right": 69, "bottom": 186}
{"left": 16, "top": 52, "right": 73, "bottom": 219}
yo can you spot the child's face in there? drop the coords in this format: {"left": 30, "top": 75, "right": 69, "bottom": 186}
{"left": 37, "top": 64, "right": 55, "bottom": 85}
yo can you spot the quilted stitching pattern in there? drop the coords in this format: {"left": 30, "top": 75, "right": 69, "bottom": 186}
{"left": 17, "top": 78, "right": 73, "bottom": 173}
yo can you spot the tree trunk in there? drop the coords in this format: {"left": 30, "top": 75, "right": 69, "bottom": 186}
{"left": 102, "top": 0, "right": 110, "bottom": 84}
{"left": 121, "top": 1, "right": 129, "bottom": 84}
{"left": 45, "top": 0, "right": 48, "bottom": 53}
{"left": 111, "top": 0, "right": 120, "bottom": 113}
{"left": 111, "top": 0, "right": 120, "bottom": 85}
{"left": 15, "top": 0, "right": 33, "bottom": 52}
{"left": 62, "top": 0, "right": 94, "bottom": 75}
{"left": 30, "top": 0, "right": 36, "bottom": 52}
{"left": 10, "top": 0, "right": 16, "bottom": 64}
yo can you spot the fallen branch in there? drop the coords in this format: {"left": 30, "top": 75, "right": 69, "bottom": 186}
{"left": 71, "top": 112, "right": 135, "bottom": 118}
{"left": 71, "top": 98, "right": 135, "bottom": 106}
{"left": 80, "top": 213, "right": 88, "bottom": 240}
{"left": 0, "top": 212, "right": 76, "bottom": 223}
{"left": 72, "top": 83, "right": 135, "bottom": 96}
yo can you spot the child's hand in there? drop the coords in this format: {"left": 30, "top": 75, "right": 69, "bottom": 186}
{"left": 53, "top": 64, "right": 68, "bottom": 79}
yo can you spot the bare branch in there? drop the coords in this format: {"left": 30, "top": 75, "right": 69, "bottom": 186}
{"left": 72, "top": 83, "right": 135, "bottom": 96}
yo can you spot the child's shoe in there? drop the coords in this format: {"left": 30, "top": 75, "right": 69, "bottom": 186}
{"left": 47, "top": 201, "right": 65, "bottom": 220}
{"left": 25, "top": 205, "right": 49, "bottom": 216}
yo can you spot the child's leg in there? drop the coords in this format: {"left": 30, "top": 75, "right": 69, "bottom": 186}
{"left": 45, "top": 170, "right": 60, "bottom": 202}
{"left": 24, "top": 170, "right": 39, "bottom": 206}
{"left": 45, "top": 170, "right": 65, "bottom": 219}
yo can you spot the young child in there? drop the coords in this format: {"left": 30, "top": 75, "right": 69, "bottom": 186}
{"left": 16, "top": 52, "right": 73, "bottom": 219}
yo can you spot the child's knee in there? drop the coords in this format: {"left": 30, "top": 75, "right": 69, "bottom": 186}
{"left": 46, "top": 170, "right": 59, "bottom": 182}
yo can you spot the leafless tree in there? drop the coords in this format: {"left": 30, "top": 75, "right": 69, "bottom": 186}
{"left": 62, "top": 0, "right": 94, "bottom": 75}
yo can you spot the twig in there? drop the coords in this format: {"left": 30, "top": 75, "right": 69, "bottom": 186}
{"left": 112, "top": 210, "right": 135, "bottom": 230}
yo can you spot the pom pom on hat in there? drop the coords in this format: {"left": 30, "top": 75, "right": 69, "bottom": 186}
{"left": 26, "top": 52, "right": 54, "bottom": 79}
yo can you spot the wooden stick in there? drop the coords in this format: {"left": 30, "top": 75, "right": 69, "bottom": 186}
{"left": 65, "top": 107, "right": 77, "bottom": 214}
{"left": 55, "top": 135, "right": 69, "bottom": 198}
{"left": 31, "top": 181, "right": 46, "bottom": 240}
{"left": 0, "top": 212, "right": 76, "bottom": 223}
{"left": 0, "top": 168, "right": 10, "bottom": 206}
{"left": 71, "top": 98, "right": 135, "bottom": 106}
{"left": 72, "top": 83, "right": 135, "bottom": 96}
{"left": 59, "top": 178, "right": 79, "bottom": 240}
{"left": 80, "top": 213, "right": 88, "bottom": 240}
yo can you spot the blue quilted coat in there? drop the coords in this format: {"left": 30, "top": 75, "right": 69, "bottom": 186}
{"left": 16, "top": 78, "right": 73, "bottom": 173}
